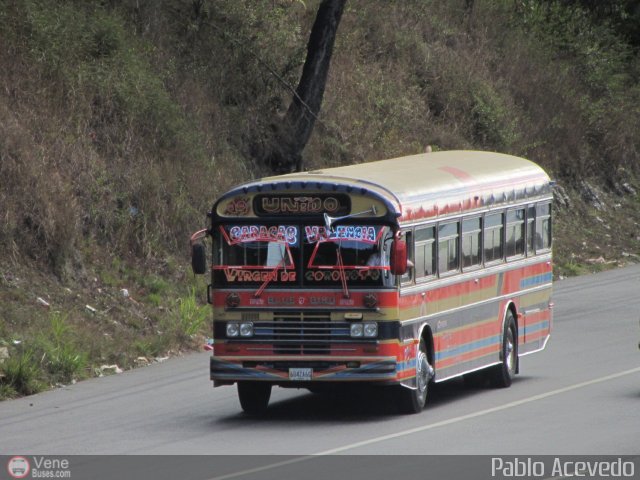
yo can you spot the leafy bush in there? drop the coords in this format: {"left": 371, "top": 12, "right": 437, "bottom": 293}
{"left": 163, "top": 287, "right": 209, "bottom": 344}
{"left": 508, "top": 0, "right": 640, "bottom": 176}
{"left": 0, "top": 348, "right": 44, "bottom": 397}
{"left": 38, "top": 313, "right": 89, "bottom": 384}
{"left": 0, "top": 383, "right": 18, "bottom": 401}
{"left": 470, "top": 82, "right": 519, "bottom": 151}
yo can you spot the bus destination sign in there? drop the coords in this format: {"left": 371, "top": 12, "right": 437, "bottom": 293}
{"left": 254, "top": 194, "right": 350, "bottom": 216}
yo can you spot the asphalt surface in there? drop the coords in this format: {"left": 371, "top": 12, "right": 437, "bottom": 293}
{"left": 1, "top": 265, "right": 640, "bottom": 457}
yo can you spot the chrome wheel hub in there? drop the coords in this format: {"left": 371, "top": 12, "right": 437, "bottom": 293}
{"left": 417, "top": 352, "right": 429, "bottom": 394}
{"left": 506, "top": 329, "right": 515, "bottom": 373}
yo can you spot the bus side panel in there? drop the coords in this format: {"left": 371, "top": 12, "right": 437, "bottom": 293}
{"left": 502, "top": 260, "right": 553, "bottom": 355}
{"left": 517, "top": 287, "right": 552, "bottom": 355}
{"left": 432, "top": 301, "right": 502, "bottom": 380}
{"left": 399, "top": 258, "right": 552, "bottom": 382}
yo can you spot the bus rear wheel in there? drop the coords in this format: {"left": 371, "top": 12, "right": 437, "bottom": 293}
{"left": 397, "top": 339, "right": 431, "bottom": 414}
{"left": 490, "top": 310, "right": 517, "bottom": 388}
{"left": 237, "top": 381, "right": 272, "bottom": 414}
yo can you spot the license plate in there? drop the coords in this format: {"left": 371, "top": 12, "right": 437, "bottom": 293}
{"left": 289, "top": 368, "right": 313, "bottom": 381}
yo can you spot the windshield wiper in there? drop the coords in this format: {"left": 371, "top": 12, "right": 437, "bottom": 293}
{"left": 335, "top": 244, "right": 350, "bottom": 299}
{"left": 254, "top": 259, "right": 285, "bottom": 298}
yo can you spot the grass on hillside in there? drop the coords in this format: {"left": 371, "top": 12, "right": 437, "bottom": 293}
{"left": 1, "top": 0, "right": 639, "bottom": 399}
{"left": 0, "top": 255, "right": 210, "bottom": 399}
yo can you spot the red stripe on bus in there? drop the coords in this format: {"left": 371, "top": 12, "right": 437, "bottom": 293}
{"left": 436, "top": 344, "right": 500, "bottom": 369}
{"left": 436, "top": 321, "right": 500, "bottom": 346}
{"left": 212, "top": 290, "right": 398, "bottom": 308}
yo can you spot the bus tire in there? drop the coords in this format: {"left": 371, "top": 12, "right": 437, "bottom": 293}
{"left": 237, "top": 381, "right": 272, "bottom": 414}
{"left": 490, "top": 310, "right": 517, "bottom": 388}
{"left": 397, "top": 339, "right": 430, "bottom": 414}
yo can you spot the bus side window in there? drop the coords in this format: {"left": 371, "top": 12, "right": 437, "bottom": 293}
{"left": 484, "top": 212, "right": 504, "bottom": 263}
{"left": 535, "top": 203, "right": 552, "bottom": 251}
{"left": 462, "top": 217, "right": 482, "bottom": 269}
{"left": 400, "top": 230, "right": 414, "bottom": 285}
{"left": 415, "top": 226, "right": 436, "bottom": 280}
{"left": 506, "top": 209, "right": 525, "bottom": 258}
{"left": 526, "top": 205, "right": 535, "bottom": 255}
{"left": 438, "top": 221, "right": 460, "bottom": 274}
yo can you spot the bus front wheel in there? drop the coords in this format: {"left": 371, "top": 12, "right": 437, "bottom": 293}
{"left": 490, "top": 310, "right": 517, "bottom": 388}
{"left": 397, "top": 338, "right": 431, "bottom": 414}
{"left": 237, "top": 381, "right": 272, "bottom": 414}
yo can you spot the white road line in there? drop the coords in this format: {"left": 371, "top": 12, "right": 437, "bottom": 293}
{"left": 207, "top": 366, "right": 640, "bottom": 480}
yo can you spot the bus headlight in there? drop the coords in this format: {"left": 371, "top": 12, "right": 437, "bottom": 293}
{"left": 363, "top": 322, "right": 378, "bottom": 338}
{"left": 350, "top": 322, "right": 378, "bottom": 338}
{"left": 350, "top": 323, "right": 364, "bottom": 338}
{"left": 226, "top": 322, "right": 240, "bottom": 337}
{"left": 240, "top": 322, "right": 254, "bottom": 337}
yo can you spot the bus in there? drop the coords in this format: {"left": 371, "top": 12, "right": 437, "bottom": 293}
{"left": 190, "top": 150, "right": 553, "bottom": 414}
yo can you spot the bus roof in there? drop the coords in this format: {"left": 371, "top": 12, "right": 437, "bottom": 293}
{"left": 215, "top": 151, "right": 552, "bottom": 224}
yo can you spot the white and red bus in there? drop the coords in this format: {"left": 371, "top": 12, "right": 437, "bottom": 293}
{"left": 191, "top": 150, "right": 553, "bottom": 414}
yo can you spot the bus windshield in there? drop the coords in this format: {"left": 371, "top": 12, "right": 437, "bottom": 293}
{"left": 213, "top": 225, "right": 300, "bottom": 288}
{"left": 212, "top": 223, "right": 393, "bottom": 288}
{"left": 303, "top": 224, "right": 392, "bottom": 288}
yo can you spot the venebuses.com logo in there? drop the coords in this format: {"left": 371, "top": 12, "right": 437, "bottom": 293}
{"left": 7, "top": 456, "right": 30, "bottom": 479}
{"left": 6, "top": 456, "right": 72, "bottom": 478}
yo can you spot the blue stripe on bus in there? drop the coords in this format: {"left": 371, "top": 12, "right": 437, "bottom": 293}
{"left": 520, "top": 272, "right": 552, "bottom": 289}
{"left": 435, "top": 335, "right": 501, "bottom": 361}
{"left": 396, "top": 358, "right": 417, "bottom": 373}
{"left": 434, "top": 321, "right": 549, "bottom": 365}
{"left": 523, "top": 320, "right": 550, "bottom": 335}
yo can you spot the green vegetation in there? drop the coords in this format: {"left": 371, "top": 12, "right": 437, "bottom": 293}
{"left": 168, "top": 287, "right": 210, "bottom": 342}
{"left": 1, "top": 346, "right": 45, "bottom": 398}
{"left": 0, "top": 312, "right": 86, "bottom": 398}
{"left": 1, "top": 0, "right": 639, "bottom": 397}
{"left": 39, "top": 312, "right": 89, "bottom": 384}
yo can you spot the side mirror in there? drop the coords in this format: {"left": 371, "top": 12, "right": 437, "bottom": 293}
{"left": 191, "top": 243, "right": 207, "bottom": 275}
{"left": 389, "top": 239, "right": 407, "bottom": 276}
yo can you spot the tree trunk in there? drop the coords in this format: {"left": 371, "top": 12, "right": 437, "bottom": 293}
{"left": 261, "top": 0, "right": 346, "bottom": 174}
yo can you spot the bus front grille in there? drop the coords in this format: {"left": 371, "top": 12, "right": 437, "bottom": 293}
{"left": 255, "top": 311, "right": 349, "bottom": 355}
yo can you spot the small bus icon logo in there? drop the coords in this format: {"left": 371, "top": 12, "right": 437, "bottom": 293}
{"left": 7, "top": 456, "right": 30, "bottom": 479}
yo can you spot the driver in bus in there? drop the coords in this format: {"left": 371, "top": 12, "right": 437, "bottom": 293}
{"left": 366, "top": 244, "right": 383, "bottom": 267}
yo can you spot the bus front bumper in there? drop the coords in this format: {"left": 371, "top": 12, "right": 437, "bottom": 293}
{"left": 210, "top": 355, "right": 404, "bottom": 385}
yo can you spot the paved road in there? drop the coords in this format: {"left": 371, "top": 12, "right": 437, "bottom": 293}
{"left": 1, "top": 265, "right": 640, "bottom": 457}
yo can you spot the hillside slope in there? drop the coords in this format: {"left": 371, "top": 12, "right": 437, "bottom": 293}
{"left": 1, "top": 0, "right": 639, "bottom": 398}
